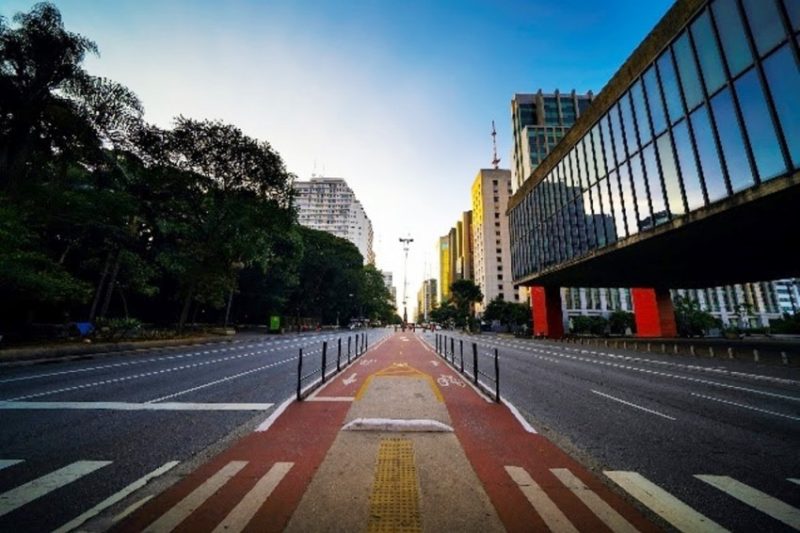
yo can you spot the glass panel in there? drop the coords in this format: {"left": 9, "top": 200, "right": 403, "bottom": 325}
{"left": 581, "top": 190, "right": 597, "bottom": 249}
{"left": 734, "top": 67, "right": 786, "bottom": 180}
{"left": 673, "top": 120, "right": 706, "bottom": 210}
{"left": 691, "top": 10, "right": 727, "bottom": 94}
{"left": 602, "top": 115, "right": 617, "bottom": 171}
{"left": 599, "top": 178, "right": 617, "bottom": 243}
{"left": 610, "top": 103, "right": 626, "bottom": 163}
{"left": 631, "top": 80, "right": 651, "bottom": 146}
{"left": 711, "top": 87, "right": 755, "bottom": 192}
{"left": 584, "top": 136, "right": 597, "bottom": 185}
{"left": 643, "top": 144, "right": 667, "bottom": 225}
{"left": 620, "top": 92, "right": 638, "bottom": 155}
{"left": 619, "top": 163, "right": 639, "bottom": 236}
{"left": 656, "top": 133, "right": 686, "bottom": 217}
{"left": 592, "top": 184, "right": 609, "bottom": 246}
{"left": 742, "top": 0, "right": 786, "bottom": 57}
{"left": 658, "top": 49, "right": 684, "bottom": 124}
{"left": 787, "top": 0, "right": 800, "bottom": 31}
{"left": 630, "top": 154, "right": 652, "bottom": 231}
{"left": 690, "top": 105, "right": 728, "bottom": 202}
{"left": 592, "top": 124, "right": 607, "bottom": 178}
{"left": 763, "top": 44, "right": 800, "bottom": 167}
{"left": 712, "top": 0, "right": 754, "bottom": 77}
{"left": 608, "top": 170, "right": 628, "bottom": 239}
{"left": 644, "top": 66, "right": 667, "bottom": 135}
{"left": 673, "top": 32, "right": 704, "bottom": 110}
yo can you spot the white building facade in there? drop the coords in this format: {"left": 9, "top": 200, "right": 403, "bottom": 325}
{"left": 293, "top": 177, "right": 375, "bottom": 264}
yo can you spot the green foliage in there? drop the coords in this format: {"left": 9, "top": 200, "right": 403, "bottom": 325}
{"left": 94, "top": 317, "right": 142, "bottom": 341}
{"left": 673, "top": 295, "right": 720, "bottom": 337}
{"left": 482, "top": 298, "right": 531, "bottom": 332}
{"left": 449, "top": 279, "right": 483, "bottom": 330}
{"left": 770, "top": 312, "right": 800, "bottom": 334}
{"left": 429, "top": 299, "right": 458, "bottom": 328}
{"left": 608, "top": 311, "right": 636, "bottom": 335}
{"left": 571, "top": 315, "right": 609, "bottom": 336}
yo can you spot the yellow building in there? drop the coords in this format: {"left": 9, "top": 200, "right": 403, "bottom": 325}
{"left": 439, "top": 236, "right": 451, "bottom": 303}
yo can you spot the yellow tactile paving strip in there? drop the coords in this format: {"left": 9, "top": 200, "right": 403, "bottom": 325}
{"left": 368, "top": 438, "right": 422, "bottom": 533}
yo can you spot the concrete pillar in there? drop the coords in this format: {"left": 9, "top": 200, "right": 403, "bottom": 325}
{"left": 531, "top": 286, "right": 564, "bottom": 338}
{"left": 631, "top": 287, "right": 677, "bottom": 338}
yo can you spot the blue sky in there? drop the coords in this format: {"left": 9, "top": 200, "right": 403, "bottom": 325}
{"left": 2, "top": 0, "right": 674, "bottom": 314}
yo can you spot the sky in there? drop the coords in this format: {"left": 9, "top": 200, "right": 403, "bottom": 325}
{"left": 2, "top": 0, "right": 674, "bottom": 318}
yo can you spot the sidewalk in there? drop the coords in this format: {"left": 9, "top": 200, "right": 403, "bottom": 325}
{"left": 113, "top": 332, "right": 658, "bottom": 532}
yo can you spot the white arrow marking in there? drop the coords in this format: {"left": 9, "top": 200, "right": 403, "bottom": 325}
{"left": 430, "top": 360, "right": 440, "bottom": 367}
{"left": 343, "top": 373, "right": 358, "bottom": 385}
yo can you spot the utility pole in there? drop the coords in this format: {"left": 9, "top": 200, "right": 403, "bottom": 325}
{"left": 399, "top": 236, "right": 414, "bottom": 326}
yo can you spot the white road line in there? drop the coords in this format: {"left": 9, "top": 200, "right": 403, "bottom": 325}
{"left": 695, "top": 475, "right": 800, "bottom": 529}
{"left": 0, "top": 460, "right": 22, "bottom": 471}
{"left": 550, "top": 468, "right": 639, "bottom": 533}
{"left": 146, "top": 356, "right": 296, "bottom": 402}
{"left": 112, "top": 494, "right": 153, "bottom": 523}
{"left": 53, "top": 461, "right": 180, "bottom": 533}
{"left": 689, "top": 392, "right": 800, "bottom": 422}
{"left": 500, "top": 398, "right": 538, "bottom": 433}
{"left": 211, "top": 462, "right": 293, "bottom": 533}
{"left": 256, "top": 397, "right": 293, "bottom": 432}
{"left": 0, "top": 402, "right": 273, "bottom": 411}
{"left": 605, "top": 471, "right": 728, "bottom": 532}
{"left": 144, "top": 461, "right": 247, "bottom": 533}
{"left": 306, "top": 396, "right": 355, "bottom": 402}
{"left": 789, "top": 478, "right": 800, "bottom": 486}
{"left": 591, "top": 390, "right": 676, "bottom": 421}
{"left": 505, "top": 466, "right": 578, "bottom": 533}
{"left": 0, "top": 460, "right": 112, "bottom": 518}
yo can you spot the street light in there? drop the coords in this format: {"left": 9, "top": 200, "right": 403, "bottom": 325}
{"left": 399, "top": 236, "right": 414, "bottom": 326}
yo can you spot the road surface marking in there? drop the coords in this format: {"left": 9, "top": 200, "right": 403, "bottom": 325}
{"left": 306, "top": 396, "right": 354, "bottom": 402}
{"left": 501, "top": 399, "right": 538, "bottom": 433}
{"left": 591, "top": 390, "right": 675, "bottom": 421}
{"left": 343, "top": 373, "right": 358, "bottom": 385}
{"left": 211, "top": 462, "right": 293, "bottom": 533}
{"left": 144, "top": 460, "right": 247, "bottom": 532}
{"left": 689, "top": 393, "right": 800, "bottom": 421}
{"left": 550, "top": 468, "right": 639, "bottom": 533}
{"left": 113, "top": 495, "right": 153, "bottom": 523}
{"left": 369, "top": 439, "right": 421, "bottom": 532}
{"left": 256, "top": 397, "right": 293, "bottom": 432}
{"left": 604, "top": 471, "right": 728, "bottom": 532}
{"left": 505, "top": 466, "right": 578, "bottom": 533}
{"left": 0, "top": 461, "right": 112, "bottom": 518}
{"left": 53, "top": 461, "right": 180, "bottom": 533}
{"left": 789, "top": 478, "right": 800, "bottom": 486}
{"left": 0, "top": 460, "right": 22, "bottom": 471}
{"left": 695, "top": 475, "right": 800, "bottom": 529}
{"left": 0, "top": 402, "right": 273, "bottom": 411}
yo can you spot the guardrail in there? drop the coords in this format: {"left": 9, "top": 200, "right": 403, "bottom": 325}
{"left": 297, "top": 331, "right": 368, "bottom": 400}
{"left": 434, "top": 333, "right": 500, "bottom": 402}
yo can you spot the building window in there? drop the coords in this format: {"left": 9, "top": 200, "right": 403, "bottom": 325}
{"left": 763, "top": 45, "right": 800, "bottom": 167}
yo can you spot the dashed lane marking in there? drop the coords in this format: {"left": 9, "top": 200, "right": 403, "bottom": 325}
{"left": 695, "top": 475, "right": 800, "bottom": 530}
{"left": 505, "top": 466, "right": 578, "bottom": 533}
{"left": 0, "top": 460, "right": 112, "bottom": 518}
{"left": 689, "top": 392, "right": 800, "bottom": 422}
{"left": 550, "top": 468, "right": 639, "bottom": 533}
{"left": 591, "top": 390, "right": 676, "bottom": 421}
{"left": 605, "top": 471, "right": 728, "bottom": 533}
{"left": 0, "top": 460, "right": 22, "bottom": 471}
{"left": 143, "top": 460, "right": 247, "bottom": 533}
{"left": 211, "top": 462, "right": 293, "bottom": 533}
{"left": 53, "top": 461, "right": 180, "bottom": 533}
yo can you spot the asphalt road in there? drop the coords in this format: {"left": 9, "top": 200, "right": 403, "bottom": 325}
{"left": 420, "top": 330, "right": 800, "bottom": 532}
{"left": 0, "top": 328, "right": 390, "bottom": 532}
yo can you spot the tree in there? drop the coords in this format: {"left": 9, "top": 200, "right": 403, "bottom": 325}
{"left": 450, "top": 279, "right": 483, "bottom": 330}
{"left": 482, "top": 298, "right": 531, "bottom": 332}
{"left": 608, "top": 310, "right": 635, "bottom": 335}
{"left": 429, "top": 300, "right": 458, "bottom": 329}
{"left": 673, "top": 295, "right": 719, "bottom": 337}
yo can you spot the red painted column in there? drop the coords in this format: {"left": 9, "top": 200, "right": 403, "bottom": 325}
{"left": 631, "top": 288, "right": 677, "bottom": 337}
{"left": 531, "top": 286, "right": 564, "bottom": 338}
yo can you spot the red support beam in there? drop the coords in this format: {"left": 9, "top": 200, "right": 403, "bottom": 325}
{"left": 531, "top": 286, "right": 564, "bottom": 338}
{"left": 631, "top": 288, "right": 677, "bottom": 338}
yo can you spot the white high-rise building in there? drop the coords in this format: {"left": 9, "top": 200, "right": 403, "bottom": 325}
{"left": 293, "top": 177, "right": 375, "bottom": 264}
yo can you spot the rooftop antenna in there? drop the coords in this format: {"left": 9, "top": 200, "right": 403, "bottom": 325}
{"left": 491, "top": 120, "right": 501, "bottom": 169}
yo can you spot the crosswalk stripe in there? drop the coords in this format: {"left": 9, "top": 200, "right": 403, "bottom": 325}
{"left": 696, "top": 475, "right": 800, "bottom": 529}
{"left": 0, "top": 460, "right": 23, "bottom": 471}
{"left": 211, "top": 462, "right": 293, "bottom": 533}
{"left": 550, "top": 468, "right": 639, "bottom": 533}
{"left": 52, "top": 461, "right": 180, "bottom": 533}
{"left": 0, "top": 460, "right": 112, "bottom": 518}
{"left": 605, "top": 471, "right": 728, "bottom": 533}
{"left": 143, "top": 460, "right": 247, "bottom": 533}
{"left": 505, "top": 466, "right": 578, "bottom": 533}
{"left": 789, "top": 478, "right": 800, "bottom": 486}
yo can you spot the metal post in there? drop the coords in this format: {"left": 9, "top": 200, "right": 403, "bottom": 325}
{"left": 494, "top": 348, "right": 500, "bottom": 402}
{"left": 348, "top": 336, "right": 352, "bottom": 364}
{"left": 365, "top": 332, "right": 368, "bottom": 350}
{"left": 337, "top": 338, "right": 342, "bottom": 372}
{"left": 355, "top": 334, "right": 360, "bottom": 355}
{"left": 450, "top": 338, "right": 454, "bottom": 364}
{"left": 460, "top": 340, "right": 464, "bottom": 370}
{"left": 473, "top": 343, "right": 479, "bottom": 385}
{"left": 321, "top": 341, "right": 328, "bottom": 383}
{"left": 363, "top": 332, "right": 367, "bottom": 352}
{"left": 296, "top": 348, "right": 303, "bottom": 400}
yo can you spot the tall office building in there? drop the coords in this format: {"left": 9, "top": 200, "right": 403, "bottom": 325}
{"left": 416, "top": 279, "right": 438, "bottom": 322}
{"left": 460, "top": 211, "right": 474, "bottom": 281}
{"left": 439, "top": 236, "right": 451, "bottom": 303}
{"left": 471, "top": 168, "right": 518, "bottom": 314}
{"left": 293, "top": 177, "right": 375, "bottom": 264}
{"left": 511, "top": 90, "right": 594, "bottom": 192}
{"left": 381, "top": 271, "right": 397, "bottom": 306}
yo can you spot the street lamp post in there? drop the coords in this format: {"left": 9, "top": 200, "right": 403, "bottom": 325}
{"left": 399, "top": 236, "right": 414, "bottom": 327}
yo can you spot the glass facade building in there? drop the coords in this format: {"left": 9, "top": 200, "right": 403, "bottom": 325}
{"left": 510, "top": 0, "right": 800, "bottom": 284}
